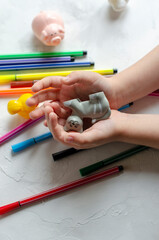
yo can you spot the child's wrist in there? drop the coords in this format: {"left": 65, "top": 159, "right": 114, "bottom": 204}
{"left": 115, "top": 112, "right": 130, "bottom": 142}
{"left": 103, "top": 76, "right": 122, "bottom": 109}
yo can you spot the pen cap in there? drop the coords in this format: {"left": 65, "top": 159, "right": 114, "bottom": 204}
{"left": 0, "top": 202, "right": 20, "bottom": 215}
{"left": 12, "top": 138, "right": 36, "bottom": 152}
{"left": 52, "top": 148, "right": 82, "bottom": 161}
{"left": 0, "top": 74, "right": 15, "bottom": 84}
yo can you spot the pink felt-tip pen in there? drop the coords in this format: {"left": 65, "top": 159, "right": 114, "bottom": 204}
{"left": 0, "top": 165, "right": 123, "bottom": 215}
{"left": 0, "top": 116, "right": 44, "bottom": 145}
{"left": 148, "top": 92, "right": 159, "bottom": 97}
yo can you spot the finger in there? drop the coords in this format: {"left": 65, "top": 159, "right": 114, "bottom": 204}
{"left": 62, "top": 71, "right": 100, "bottom": 85}
{"left": 29, "top": 101, "right": 52, "bottom": 119}
{"left": 50, "top": 101, "right": 71, "bottom": 118}
{"left": 63, "top": 128, "right": 101, "bottom": 149}
{"left": 29, "top": 105, "right": 45, "bottom": 119}
{"left": 32, "top": 76, "right": 66, "bottom": 92}
{"left": 58, "top": 118, "right": 66, "bottom": 126}
{"left": 46, "top": 111, "right": 69, "bottom": 144}
{"left": 43, "top": 119, "right": 48, "bottom": 127}
{"left": 26, "top": 88, "right": 59, "bottom": 106}
{"left": 29, "top": 100, "right": 70, "bottom": 120}
{"left": 44, "top": 105, "right": 54, "bottom": 131}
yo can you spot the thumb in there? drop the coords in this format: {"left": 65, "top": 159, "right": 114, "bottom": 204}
{"left": 64, "top": 129, "right": 100, "bottom": 149}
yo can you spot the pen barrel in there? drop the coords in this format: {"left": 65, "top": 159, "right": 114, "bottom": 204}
{"left": 80, "top": 145, "right": 148, "bottom": 176}
{"left": 20, "top": 166, "right": 123, "bottom": 206}
{"left": 0, "top": 56, "right": 74, "bottom": 65}
{"left": 0, "top": 166, "right": 123, "bottom": 215}
{"left": 11, "top": 81, "right": 35, "bottom": 88}
{"left": 102, "top": 145, "right": 149, "bottom": 167}
{"left": 11, "top": 132, "right": 53, "bottom": 152}
{"left": 16, "top": 69, "right": 117, "bottom": 81}
{"left": 0, "top": 51, "right": 87, "bottom": 59}
{"left": 0, "top": 69, "right": 117, "bottom": 84}
{"left": 0, "top": 61, "right": 94, "bottom": 71}
{"left": 34, "top": 132, "right": 52, "bottom": 143}
{"left": 0, "top": 116, "right": 44, "bottom": 145}
{"left": 0, "top": 88, "right": 33, "bottom": 95}
{"left": 80, "top": 161, "right": 104, "bottom": 176}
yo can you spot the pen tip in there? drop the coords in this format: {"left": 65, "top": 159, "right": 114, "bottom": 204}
{"left": 83, "top": 51, "right": 87, "bottom": 56}
{"left": 118, "top": 165, "right": 124, "bottom": 171}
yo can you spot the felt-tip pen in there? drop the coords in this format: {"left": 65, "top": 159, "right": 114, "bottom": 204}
{"left": 11, "top": 132, "right": 53, "bottom": 153}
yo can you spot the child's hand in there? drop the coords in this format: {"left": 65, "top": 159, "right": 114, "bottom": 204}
{"left": 43, "top": 105, "right": 125, "bottom": 149}
{"left": 26, "top": 71, "right": 118, "bottom": 120}
{"left": 26, "top": 70, "right": 123, "bottom": 148}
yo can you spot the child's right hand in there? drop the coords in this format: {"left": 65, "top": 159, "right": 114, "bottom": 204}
{"left": 26, "top": 71, "right": 119, "bottom": 120}
{"left": 43, "top": 104, "right": 126, "bottom": 149}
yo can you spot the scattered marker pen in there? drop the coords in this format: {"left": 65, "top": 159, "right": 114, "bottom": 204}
{"left": 79, "top": 145, "right": 148, "bottom": 176}
{"left": 10, "top": 80, "right": 38, "bottom": 88}
{"left": 0, "top": 69, "right": 117, "bottom": 84}
{"left": 0, "top": 51, "right": 87, "bottom": 59}
{"left": 12, "top": 132, "right": 53, "bottom": 153}
{"left": 0, "top": 165, "right": 124, "bottom": 215}
{"left": 0, "top": 116, "right": 44, "bottom": 145}
{"left": 0, "top": 56, "right": 75, "bottom": 65}
{"left": 0, "top": 61, "right": 94, "bottom": 71}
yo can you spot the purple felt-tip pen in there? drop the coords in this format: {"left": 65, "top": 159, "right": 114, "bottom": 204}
{"left": 0, "top": 56, "right": 75, "bottom": 65}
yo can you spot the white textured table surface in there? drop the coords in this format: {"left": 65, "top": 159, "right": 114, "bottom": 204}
{"left": 0, "top": 0, "right": 159, "bottom": 239}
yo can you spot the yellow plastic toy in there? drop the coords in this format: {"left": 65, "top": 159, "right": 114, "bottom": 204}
{"left": 7, "top": 93, "right": 37, "bottom": 119}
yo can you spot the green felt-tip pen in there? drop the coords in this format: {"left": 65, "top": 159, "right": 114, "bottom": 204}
{"left": 0, "top": 51, "right": 87, "bottom": 60}
{"left": 80, "top": 145, "right": 149, "bottom": 176}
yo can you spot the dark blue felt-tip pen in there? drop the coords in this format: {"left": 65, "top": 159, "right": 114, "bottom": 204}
{"left": 12, "top": 132, "right": 53, "bottom": 153}
{"left": 118, "top": 102, "right": 133, "bottom": 111}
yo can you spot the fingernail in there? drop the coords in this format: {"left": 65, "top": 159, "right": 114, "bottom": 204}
{"left": 65, "top": 136, "right": 74, "bottom": 143}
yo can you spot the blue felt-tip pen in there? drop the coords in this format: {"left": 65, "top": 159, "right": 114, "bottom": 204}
{"left": 118, "top": 102, "right": 133, "bottom": 111}
{"left": 0, "top": 61, "right": 94, "bottom": 71}
{"left": 12, "top": 132, "right": 53, "bottom": 153}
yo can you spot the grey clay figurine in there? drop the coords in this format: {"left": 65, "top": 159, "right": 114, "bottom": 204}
{"left": 64, "top": 91, "right": 111, "bottom": 132}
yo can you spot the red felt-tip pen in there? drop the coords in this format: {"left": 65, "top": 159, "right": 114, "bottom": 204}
{"left": 10, "top": 80, "right": 38, "bottom": 88}
{"left": 0, "top": 165, "right": 123, "bottom": 215}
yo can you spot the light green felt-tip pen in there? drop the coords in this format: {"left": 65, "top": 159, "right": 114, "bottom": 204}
{"left": 0, "top": 51, "right": 87, "bottom": 59}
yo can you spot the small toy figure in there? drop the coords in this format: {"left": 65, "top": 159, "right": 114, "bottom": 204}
{"left": 64, "top": 92, "right": 111, "bottom": 132}
{"left": 7, "top": 93, "right": 37, "bottom": 119}
{"left": 108, "top": 0, "right": 129, "bottom": 12}
{"left": 32, "top": 11, "right": 65, "bottom": 46}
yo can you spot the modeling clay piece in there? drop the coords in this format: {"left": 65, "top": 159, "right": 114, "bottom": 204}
{"left": 64, "top": 92, "right": 111, "bottom": 132}
{"left": 32, "top": 11, "right": 65, "bottom": 46}
{"left": 7, "top": 93, "right": 37, "bottom": 119}
{"left": 108, "top": 0, "right": 129, "bottom": 12}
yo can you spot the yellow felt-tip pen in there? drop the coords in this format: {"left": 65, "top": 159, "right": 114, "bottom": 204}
{"left": 0, "top": 69, "right": 117, "bottom": 84}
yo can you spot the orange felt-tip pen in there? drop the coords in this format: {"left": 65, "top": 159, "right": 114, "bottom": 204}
{"left": 0, "top": 88, "right": 34, "bottom": 96}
